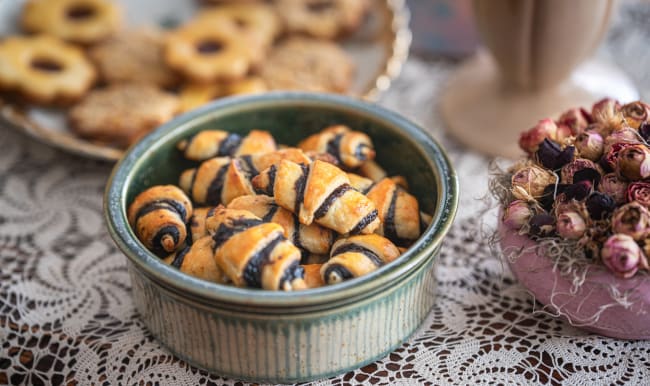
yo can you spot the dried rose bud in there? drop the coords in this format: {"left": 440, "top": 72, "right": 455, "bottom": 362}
{"left": 585, "top": 192, "right": 616, "bottom": 220}
{"left": 519, "top": 119, "right": 558, "bottom": 154}
{"left": 528, "top": 213, "right": 555, "bottom": 237}
{"left": 601, "top": 234, "right": 648, "bottom": 279}
{"left": 556, "top": 210, "right": 587, "bottom": 240}
{"left": 556, "top": 124, "right": 574, "bottom": 144}
{"left": 502, "top": 200, "right": 534, "bottom": 231}
{"left": 535, "top": 139, "right": 574, "bottom": 170}
{"left": 558, "top": 108, "right": 591, "bottom": 135}
{"left": 617, "top": 144, "right": 650, "bottom": 180}
{"left": 604, "top": 128, "right": 641, "bottom": 152}
{"left": 539, "top": 183, "right": 566, "bottom": 212}
{"left": 592, "top": 98, "right": 621, "bottom": 123}
{"left": 511, "top": 164, "right": 557, "bottom": 200}
{"left": 639, "top": 122, "right": 650, "bottom": 142}
{"left": 598, "top": 173, "right": 628, "bottom": 204}
{"left": 601, "top": 142, "right": 633, "bottom": 172}
{"left": 574, "top": 131, "right": 604, "bottom": 161}
{"left": 560, "top": 158, "right": 598, "bottom": 184}
{"left": 621, "top": 101, "right": 650, "bottom": 129}
{"left": 627, "top": 181, "right": 650, "bottom": 208}
{"left": 573, "top": 168, "right": 602, "bottom": 186}
{"left": 611, "top": 202, "right": 650, "bottom": 240}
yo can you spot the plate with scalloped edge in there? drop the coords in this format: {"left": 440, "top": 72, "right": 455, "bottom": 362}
{"left": 0, "top": 0, "right": 411, "bottom": 161}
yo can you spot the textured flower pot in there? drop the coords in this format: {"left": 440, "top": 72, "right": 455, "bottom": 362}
{"left": 105, "top": 92, "right": 459, "bottom": 382}
{"left": 499, "top": 220, "right": 650, "bottom": 340}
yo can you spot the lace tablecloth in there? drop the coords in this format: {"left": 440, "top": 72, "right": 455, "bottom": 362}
{"left": 2, "top": 2, "right": 650, "bottom": 384}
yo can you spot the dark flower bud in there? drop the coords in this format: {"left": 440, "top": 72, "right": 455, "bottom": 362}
{"left": 572, "top": 167, "right": 602, "bottom": 186}
{"left": 535, "top": 139, "right": 574, "bottom": 170}
{"left": 563, "top": 180, "right": 592, "bottom": 201}
{"left": 539, "top": 183, "right": 568, "bottom": 212}
{"left": 585, "top": 192, "right": 616, "bottom": 220}
{"left": 639, "top": 122, "right": 650, "bottom": 143}
{"left": 528, "top": 213, "right": 556, "bottom": 238}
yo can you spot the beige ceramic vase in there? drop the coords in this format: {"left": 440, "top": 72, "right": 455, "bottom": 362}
{"left": 441, "top": 0, "right": 638, "bottom": 158}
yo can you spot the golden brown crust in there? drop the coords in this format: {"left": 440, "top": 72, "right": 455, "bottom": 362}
{"left": 178, "top": 77, "right": 267, "bottom": 113}
{"left": 366, "top": 178, "right": 420, "bottom": 245}
{"left": 188, "top": 206, "right": 219, "bottom": 242}
{"left": 252, "top": 159, "right": 380, "bottom": 235}
{"left": 164, "top": 18, "right": 264, "bottom": 83}
{"left": 69, "top": 84, "right": 180, "bottom": 147}
{"left": 89, "top": 27, "right": 178, "bottom": 88}
{"left": 0, "top": 35, "right": 96, "bottom": 106}
{"left": 227, "top": 195, "right": 335, "bottom": 255}
{"left": 354, "top": 160, "right": 387, "bottom": 182}
{"left": 298, "top": 125, "right": 375, "bottom": 168}
{"left": 204, "top": 207, "right": 306, "bottom": 290}
{"left": 127, "top": 185, "right": 193, "bottom": 257}
{"left": 195, "top": 3, "right": 281, "bottom": 47}
{"left": 21, "top": 0, "right": 121, "bottom": 44}
{"left": 177, "top": 129, "right": 276, "bottom": 161}
{"left": 260, "top": 37, "right": 354, "bottom": 93}
{"left": 164, "top": 237, "right": 229, "bottom": 284}
{"left": 321, "top": 234, "right": 400, "bottom": 284}
{"left": 276, "top": 0, "right": 369, "bottom": 39}
{"left": 302, "top": 264, "right": 325, "bottom": 288}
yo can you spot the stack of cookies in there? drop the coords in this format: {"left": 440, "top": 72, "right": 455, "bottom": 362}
{"left": 0, "top": 0, "right": 370, "bottom": 148}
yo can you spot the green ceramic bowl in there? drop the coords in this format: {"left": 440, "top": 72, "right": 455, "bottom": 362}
{"left": 104, "top": 92, "right": 458, "bottom": 383}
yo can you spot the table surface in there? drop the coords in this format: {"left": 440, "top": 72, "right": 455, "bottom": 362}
{"left": 2, "top": 2, "right": 650, "bottom": 385}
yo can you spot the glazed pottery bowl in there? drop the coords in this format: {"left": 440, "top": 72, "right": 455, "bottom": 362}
{"left": 104, "top": 92, "right": 458, "bottom": 382}
{"left": 499, "top": 220, "right": 650, "bottom": 340}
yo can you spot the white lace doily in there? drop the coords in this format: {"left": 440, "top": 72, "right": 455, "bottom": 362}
{"left": 2, "top": 1, "right": 650, "bottom": 384}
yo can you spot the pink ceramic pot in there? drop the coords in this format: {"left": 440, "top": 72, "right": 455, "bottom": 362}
{"left": 498, "top": 220, "right": 650, "bottom": 340}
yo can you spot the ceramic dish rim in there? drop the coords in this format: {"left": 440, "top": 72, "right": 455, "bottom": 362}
{"left": 104, "top": 91, "right": 458, "bottom": 309}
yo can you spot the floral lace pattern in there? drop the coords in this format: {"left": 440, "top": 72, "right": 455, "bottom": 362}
{"left": 2, "top": 2, "right": 650, "bottom": 383}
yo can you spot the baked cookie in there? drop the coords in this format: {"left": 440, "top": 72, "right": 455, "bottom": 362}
{"left": 0, "top": 35, "right": 96, "bottom": 105}
{"left": 165, "top": 18, "right": 263, "bottom": 83}
{"left": 276, "top": 0, "right": 369, "bottom": 39}
{"left": 260, "top": 37, "right": 354, "bottom": 93}
{"left": 89, "top": 28, "right": 178, "bottom": 88}
{"left": 196, "top": 2, "right": 281, "bottom": 47}
{"left": 178, "top": 77, "right": 267, "bottom": 112}
{"left": 69, "top": 84, "right": 180, "bottom": 146}
{"left": 21, "top": 0, "right": 121, "bottom": 44}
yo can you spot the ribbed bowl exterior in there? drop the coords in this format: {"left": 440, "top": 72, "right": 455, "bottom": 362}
{"left": 129, "top": 249, "right": 437, "bottom": 383}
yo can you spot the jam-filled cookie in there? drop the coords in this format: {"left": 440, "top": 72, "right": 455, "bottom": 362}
{"left": 276, "top": 0, "right": 369, "bottom": 39}
{"left": 69, "top": 84, "right": 180, "bottom": 147}
{"left": 165, "top": 19, "right": 263, "bottom": 83}
{"left": 196, "top": 2, "right": 281, "bottom": 47}
{"left": 21, "top": 0, "right": 121, "bottom": 44}
{"left": 260, "top": 37, "right": 354, "bottom": 93}
{"left": 89, "top": 28, "right": 178, "bottom": 88}
{"left": 178, "top": 77, "right": 267, "bottom": 113}
{"left": 0, "top": 35, "right": 96, "bottom": 105}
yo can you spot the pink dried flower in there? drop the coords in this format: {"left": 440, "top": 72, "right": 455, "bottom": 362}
{"left": 519, "top": 119, "right": 558, "bottom": 154}
{"left": 511, "top": 164, "right": 557, "bottom": 200}
{"left": 604, "top": 128, "right": 641, "bottom": 151}
{"left": 502, "top": 200, "right": 534, "bottom": 231}
{"left": 627, "top": 182, "right": 650, "bottom": 208}
{"left": 592, "top": 98, "right": 621, "bottom": 123}
{"left": 601, "top": 234, "right": 648, "bottom": 279}
{"left": 598, "top": 173, "right": 628, "bottom": 205}
{"left": 556, "top": 210, "right": 587, "bottom": 240}
{"left": 556, "top": 124, "right": 574, "bottom": 144}
{"left": 558, "top": 108, "right": 591, "bottom": 135}
{"left": 617, "top": 144, "right": 650, "bottom": 181}
{"left": 621, "top": 101, "right": 650, "bottom": 129}
{"left": 560, "top": 158, "right": 598, "bottom": 184}
{"left": 574, "top": 131, "right": 604, "bottom": 161}
{"left": 611, "top": 202, "right": 650, "bottom": 240}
